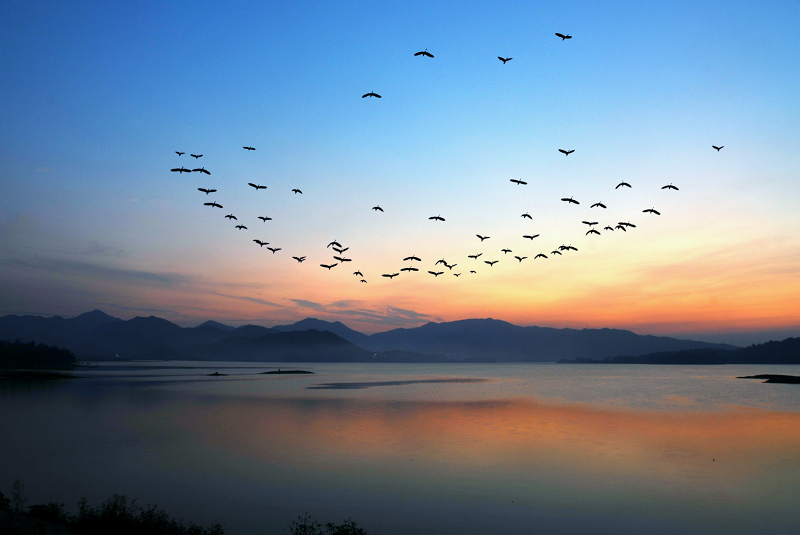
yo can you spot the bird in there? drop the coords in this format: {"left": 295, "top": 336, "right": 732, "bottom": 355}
{"left": 582, "top": 221, "right": 599, "bottom": 226}
{"left": 522, "top": 234, "right": 540, "bottom": 240}
{"left": 521, "top": 212, "right": 532, "bottom": 219}
{"left": 383, "top": 273, "right": 400, "bottom": 279}
{"left": 428, "top": 271, "right": 443, "bottom": 277}
{"left": 267, "top": 247, "right": 281, "bottom": 254}
{"left": 171, "top": 167, "right": 191, "bottom": 173}
{"left": 403, "top": 255, "right": 421, "bottom": 262}
{"left": 510, "top": 178, "right": 527, "bottom": 185}
{"left": 235, "top": 225, "right": 247, "bottom": 230}
{"left": 401, "top": 266, "right": 419, "bottom": 272}
{"left": 353, "top": 271, "right": 364, "bottom": 277}
{"left": 203, "top": 201, "right": 222, "bottom": 208}
{"left": 327, "top": 240, "right": 341, "bottom": 248}
{"left": 561, "top": 196, "right": 580, "bottom": 204}
{"left": 604, "top": 226, "right": 615, "bottom": 231}
{"left": 619, "top": 221, "right": 637, "bottom": 228}
{"left": 467, "top": 253, "right": 482, "bottom": 259}
{"left": 292, "top": 256, "right": 306, "bottom": 263}
{"left": 225, "top": 214, "right": 237, "bottom": 220}
{"left": 643, "top": 207, "right": 661, "bottom": 215}
{"left": 198, "top": 188, "right": 217, "bottom": 195}
{"left": 248, "top": 183, "right": 267, "bottom": 190}
{"left": 435, "top": 259, "right": 447, "bottom": 266}
{"left": 444, "top": 262, "right": 457, "bottom": 270}
{"left": 470, "top": 270, "right": 476, "bottom": 274}
{"left": 591, "top": 202, "right": 607, "bottom": 208}
{"left": 662, "top": 183, "right": 679, "bottom": 190}
{"left": 191, "top": 154, "right": 202, "bottom": 159}
{"left": 534, "top": 253, "right": 548, "bottom": 259}
{"left": 565, "top": 244, "right": 578, "bottom": 251}
{"left": 414, "top": 49, "right": 434, "bottom": 58}
{"left": 514, "top": 256, "right": 527, "bottom": 262}
{"left": 320, "top": 263, "right": 338, "bottom": 270}
{"left": 175, "top": 151, "right": 185, "bottom": 156}
{"left": 484, "top": 260, "right": 498, "bottom": 267}
{"left": 453, "top": 273, "right": 461, "bottom": 277}
{"left": 331, "top": 246, "right": 349, "bottom": 254}
{"left": 498, "top": 56, "right": 512, "bottom": 64}
{"left": 292, "top": 188, "right": 302, "bottom": 194}
{"left": 360, "top": 279, "right": 367, "bottom": 283}
{"left": 476, "top": 234, "right": 490, "bottom": 242}
{"left": 372, "top": 205, "right": 383, "bottom": 212}
{"left": 586, "top": 229, "right": 600, "bottom": 236}
{"left": 429, "top": 215, "right": 445, "bottom": 221}
{"left": 712, "top": 145, "right": 724, "bottom": 151}
{"left": 243, "top": 146, "right": 255, "bottom": 150}
{"left": 615, "top": 225, "right": 627, "bottom": 232}
{"left": 192, "top": 167, "right": 211, "bottom": 175}
{"left": 558, "top": 149, "right": 575, "bottom": 156}
{"left": 333, "top": 256, "right": 352, "bottom": 263}
{"left": 615, "top": 181, "right": 632, "bottom": 189}
{"left": 253, "top": 239, "right": 268, "bottom": 247}
{"left": 257, "top": 216, "right": 272, "bottom": 222}
{"left": 551, "top": 250, "right": 562, "bottom": 255}
{"left": 555, "top": 33, "right": 572, "bottom": 40}
{"left": 362, "top": 91, "right": 381, "bottom": 98}
{"left": 501, "top": 248, "right": 512, "bottom": 254}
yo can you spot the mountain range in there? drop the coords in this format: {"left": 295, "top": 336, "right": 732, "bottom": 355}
{"left": 0, "top": 310, "right": 749, "bottom": 363}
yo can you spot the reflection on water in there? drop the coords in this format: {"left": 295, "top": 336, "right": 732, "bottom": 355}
{"left": 1, "top": 362, "right": 799, "bottom": 535}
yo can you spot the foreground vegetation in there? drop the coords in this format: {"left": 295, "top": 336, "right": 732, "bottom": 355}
{"left": 1, "top": 481, "right": 375, "bottom": 534}
{"left": 0, "top": 340, "right": 76, "bottom": 370}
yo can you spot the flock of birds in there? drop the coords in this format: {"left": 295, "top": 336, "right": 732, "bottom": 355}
{"left": 171, "top": 33, "right": 724, "bottom": 285}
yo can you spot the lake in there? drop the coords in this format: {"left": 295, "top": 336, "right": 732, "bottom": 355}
{"left": 2, "top": 362, "right": 799, "bottom": 534}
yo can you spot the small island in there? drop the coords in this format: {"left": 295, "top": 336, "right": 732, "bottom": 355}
{"left": 260, "top": 369, "right": 314, "bottom": 374}
{"left": 736, "top": 374, "right": 800, "bottom": 384}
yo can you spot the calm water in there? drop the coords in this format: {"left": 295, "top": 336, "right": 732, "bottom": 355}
{"left": 2, "top": 362, "right": 799, "bottom": 535}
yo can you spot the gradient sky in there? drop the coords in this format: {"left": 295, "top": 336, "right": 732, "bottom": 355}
{"left": 2, "top": 1, "right": 799, "bottom": 345}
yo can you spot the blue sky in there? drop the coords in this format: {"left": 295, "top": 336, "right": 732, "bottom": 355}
{"left": 2, "top": 1, "right": 799, "bottom": 344}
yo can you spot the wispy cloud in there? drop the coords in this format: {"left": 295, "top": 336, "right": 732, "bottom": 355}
{"left": 211, "top": 292, "right": 283, "bottom": 308}
{"left": 2, "top": 255, "right": 190, "bottom": 286}
{"left": 288, "top": 298, "right": 439, "bottom": 328}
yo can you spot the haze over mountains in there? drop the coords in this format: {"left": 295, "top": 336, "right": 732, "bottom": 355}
{"left": 0, "top": 310, "right": 748, "bottom": 363}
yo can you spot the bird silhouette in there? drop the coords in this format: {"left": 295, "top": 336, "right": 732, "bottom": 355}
{"left": 248, "top": 183, "right": 267, "bottom": 190}
{"left": 292, "top": 188, "right": 302, "bottom": 194}
{"left": 522, "top": 234, "right": 540, "bottom": 240}
{"left": 333, "top": 255, "right": 352, "bottom": 263}
{"left": 476, "top": 234, "right": 490, "bottom": 242}
{"left": 435, "top": 259, "right": 447, "bottom": 266}
{"left": 661, "top": 183, "right": 679, "bottom": 190}
{"left": 615, "top": 225, "right": 627, "bottom": 232}
{"left": 253, "top": 239, "right": 268, "bottom": 247}
{"left": 243, "top": 146, "right": 255, "bottom": 150}
{"left": 534, "top": 253, "right": 548, "bottom": 259}
{"left": 453, "top": 273, "right": 461, "bottom": 277}
{"left": 361, "top": 279, "right": 367, "bottom": 283}
{"left": 444, "top": 262, "right": 457, "bottom": 270}
{"left": 320, "top": 263, "right": 338, "bottom": 270}
{"left": 555, "top": 33, "right": 572, "bottom": 40}
{"left": 332, "top": 246, "right": 349, "bottom": 254}
{"left": 712, "top": 145, "right": 724, "bottom": 151}
{"left": 353, "top": 271, "right": 364, "bottom": 277}
{"left": 604, "top": 226, "right": 615, "bottom": 231}
{"left": 467, "top": 253, "right": 482, "bottom": 259}
{"left": 171, "top": 167, "right": 191, "bottom": 173}
{"left": 192, "top": 167, "right": 211, "bottom": 175}
{"left": 501, "top": 248, "right": 512, "bottom": 254}
{"left": 428, "top": 271, "right": 443, "bottom": 277}
{"left": 175, "top": 151, "right": 185, "bottom": 156}
{"left": 383, "top": 273, "right": 400, "bottom": 279}
{"left": 267, "top": 247, "right": 281, "bottom": 253}
{"left": 551, "top": 250, "right": 562, "bottom": 255}
{"left": 558, "top": 149, "right": 575, "bottom": 156}
{"left": 191, "top": 154, "right": 202, "bottom": 159}
{"left": 521, "top": 212, "right": 532, "bottom": 219}
{"left": 510, "top": 178, "right": 527, "bottom": 185}
{"left": 591, "top": 202, "right": 607, "bottom": 208}
{"left": 643, "top": 207, "right": 661, "bottom": 215}
{"left": 327, "top": 240, "right": 341, "bottom": 248}
{"left": 470, "top": 270, "right": 477, "bottom": 274}
{"left": 203, "top": 201, "right": 222, "bottom": 208}
{"left": 225, "top": 214, "right": 237, "bottom": 220}
{"left": 414, "top": 49, "right": 434, "bottom": 58}
{"left": 257, "top": 216, "right": 272, "bottom": 222}
{"left": 619, "top": 221, "right": 637, "bottom": 228}
{"left": 565, "top": 244, "right": 578, "bottom": 251}
{"left": 235, "top": 225, "right": 247, "bottom": 230}
{"left": 292, "top": 256, "right": 306, "bottom": 263}
{"left": 514, "top": 256, "right": 527, "bottom": 262}
{"left": 484, "top": 260, "right": 498, "bottom": 267}
{"left": 403, "top": 255, "right": 421, "bottom": 262}
{"left": 198, "top": 188, "right": 217, "bottom": 195}
{"left": 586, "top": 229, "right": 600, "bottom": 236}
{"left": 498, "top": 56, "right": 512, "bottom": 64}
{"left": 429, "top": 215, "right": 445, "bottom": 221}
{"left": 372, "top": 205, "right": 384, "bottom": 212}
{"left": 615, "top": 181, "right": 632, "bottom": 189}
{"left": 362, "top": 91, "right": 381, "bottom": 98}
{"left": 401, "top": 266, "right": 419, "bottom": 272}
{"left": 582, "top": 221, "right": 599, "bottom": 226}
{"left": 561, "top": 196, "right": 580, "bottom": 204}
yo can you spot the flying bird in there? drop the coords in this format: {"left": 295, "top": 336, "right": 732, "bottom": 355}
{"left": 712, "top": 145, "right": 724, "bottom": 151}
{"left": 401, "top": 266, "right": 419, "bottom": 272}
{"left": 510, "top": 178, "right": 527, "bottom": 185}
{"left": 551, "top": 250, "right": 562, "bottom": 255}
{"left": 372, "top": 205, "right": 384, "bottom": 212}
{"left": 662, "top": 183, "right": 679, "bottom": 190}
{"left": 582, "top": 221, "right": 599, "bottom": 226}
{"left": 361, "top": 279, "right": 367, "bottom": 283}
{"left": 327, "top": 240, "right": 341, "bottom": 248}
{"left": 604, "top": 226, "right": 615, "bottom": 231}
{"left": 171, "top": 167, "right": 191, "bottom": 173}
{"left": 414, "top": 49, "right": 434, "bottom": 58}
{"left": 253, "top": 239, "right": 268, "bottom": 247}
{"left": 514, "top": 256, "right": 527, "bottom": 262}
{"left": 615, "top": 181, "right": 632, "bottom": 189}
{"left": 175, "top": 151, "right": 185, "bottom": 156}
{"left": 267, "top": 247, "right": 281, "bottom": 254}
{"left": 444, "top": 262, "right": 457, "bottom": 270}
{"left": 586, "top": 229, "right": 600, "bottom": 236}
{"left": 522, "top": 234, "right": 540, "bottom": 240}
{"left": 403, "top": 255, "right": 421, "bottom": 262}
{"left": 558, "top": 149, "right": 575, "bottom": 156}
{"left": 521, "top": 212, "right": 532, "bottom": 219}
{"left": 248, "top": 183, "right": 267, "bottom": 190}
{"left": 192, "top": 167, "right": 211, "bottom": 175}
{"left": 198, "top": 188, "right": 216, "bottom": 195}
{"left": 615, "top": 225, "right": 627, "bottom": 232}
{"left": 470, "top": 270, "right": 477, "bottom": 274}
{"left": 565, "top": 244, "right": 578, "bottom": 251}
{"left": 476, "top": 234, "right": 490, "bottom": 242}
{"left": 225, "top": 214, "right": 237, "bottom": 220}
{"left": 292, "top": 188, "right": 303, "bottom": 194}
{"left": 320, "top": 263, "right": 338, "bottom": 270}
{"left": 383, "top": 273, "right": 400, "bottom": 279}
{"left": 353, "top": 271, "right": 364, "bottom": 277}
{"left": 203, "top": 201, "right": 222, "bottom": 208}
{"left": 429, "top": 215, "right": 445, "bottom": 221}
{"left": 501, "top": 248, "right": 512, "bottom": 254}
{"left": 484, "top": 260, "right": 498, "bottom": 267}
{"left": 498, "top": 56, "right": 512, "bottom": 64}
{"left": 332, "top": 246, "right": 349, "bottom": 254}
{"left": 534, "top": 253, "right": 548, "bottom": 259}
{"left": 555, "top": 33, "right": 572, "bottom": 40}
{"left": 257, "top": 216, "right": 272, "bottom": 222}
{"left": 428, "top": 271, "right": 443, "bottom": 277}
{"left": 591, "top": 202, "right": 607, "bottom": 208}
{"left": 643, "top": 208, "right": 661, "bottom": 215}
{"left": 235, "top": 225, "right": 247, "bottom": 230}
{"left": 362, "top": 91, "right": 382, "bottom": 98}
{"left": 435, "top": 259, "right": 447, "bottom": 266}
{"left": 453, "top": 273, "right": 461, "bottom": 277}
{"left": 243, "top": 146, "right": 255, "bottom": 150}
{"left": 292, "top": 256, "right": 306, "bottom": 263}
{"left": 619, "top": 221, "right": 636, "bottom": 228}
{"left": 333, "top": 256, "right": 352, "bottom": 263}
{"left": 467, "top": 253, "right": 482, "bottom": 259}
{"left": 191, "top": 154, "right": 202, "bottom": 159}
{"left": 561, "top": 196, "right": 580, "bottom": 204}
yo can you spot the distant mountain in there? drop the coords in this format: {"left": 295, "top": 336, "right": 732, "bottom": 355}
{"left": 273, "top": 318, "right": 370, "bottom": 346}
{"left": 362, "top": 318, "right": 737, "bottom": 362}
{"left": 196, "top": 320, "right": 235, "bottom": 332}
{"left": 576, "top": 337, "right": 800, "bottom": 365}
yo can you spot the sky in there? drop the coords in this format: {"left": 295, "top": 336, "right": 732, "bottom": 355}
{"left": 1, "top": 1, "right": 799, "bottom": 345}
